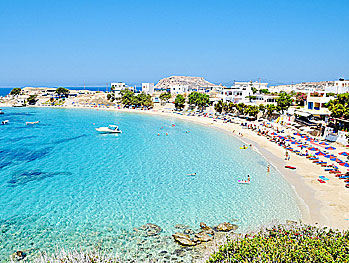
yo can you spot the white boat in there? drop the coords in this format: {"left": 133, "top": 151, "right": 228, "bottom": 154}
{"left": 1, "top": 120, "right": 9, "bottom": 125}
{"left": 26, "top": 121, "right": 40, "bottom": 125}
{"left": 95, "top": 125, "right": 122, "bottom": 134}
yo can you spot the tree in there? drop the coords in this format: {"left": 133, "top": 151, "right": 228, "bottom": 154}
{"left": 260, "top": 89, "right": 270, "bottom": 94}
{"left": 251, "top": 87, "right": 258, "bottom": 94}
{"left": 159, "top": 92, "right": 171, "bottom": 104}
{"left": 326, "top": 93, "right": 349, "bottom": 119}
{"left": 120, "top": 88, "right": 135, "bottom": 107}
{"left": 107, "top": 93, "right": 115, "bottom": 102}
{"left": 214, "top": 100, "right": 224, "bottom": 114}
{"left": 27, "top": 95, "right": 38, "bottom": 105}
{"left": 295, "top": 92, "right": 307, "bottom": 106}
{"left": 276, "top": 92, "right": 293, "bottom": 113}
{"left": 235, "top": 103, "right": 247, "bottom": 115}
{"left": 188, "top": 92, "right": 209, "bottom": 111}
{"left": 227, "top": 102, "right": 235, "bottom": 114}
{"left": 135, "top": 92, "right": 153, "bottom": 108}
{"left": 10, "top": 88, "right": 21, "bottom": 96}
{"left": 246, "top": 105, "right": 259, "bottom": 118}
{"left": 266, "top": 104, "right": 277, "bottom": 119}
{"left": 258, "top": 104, "right": 266, "bottom": 113}
{"left": 174, "top": 94, "right": 186, "bottom": 110}
{"left": 55, "top": 87, "right": 70, "bottom": 98}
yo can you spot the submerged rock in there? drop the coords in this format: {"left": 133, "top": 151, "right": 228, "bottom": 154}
{"left": 172, "top": 233, "right": 196, "bottom": 246}
{"left": 175, "top": 224, "right": 189, "bottom": 229}
{"left": 216, "top": 222, "right": 238, "bottom": 232}
{"left": 134, "top": 223, "right": 162, "bottom": 237}
{"left": 10, "top": 251, "right": 26, "bottom": 261}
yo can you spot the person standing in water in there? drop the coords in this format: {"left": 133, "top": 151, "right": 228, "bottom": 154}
{"left": 267, "top": 164, "right": 270, "bottom": 173}
{"left": 247, "top": 174, "right": 250, "bottom": 183}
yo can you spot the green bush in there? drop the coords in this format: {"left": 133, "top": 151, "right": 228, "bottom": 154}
{"left": 208, "top": 224, "right": 349, "bottom": 262}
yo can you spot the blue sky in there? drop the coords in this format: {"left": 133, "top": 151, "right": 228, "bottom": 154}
{"left": 0, "top": 0, "right": 348, "bottom": 87}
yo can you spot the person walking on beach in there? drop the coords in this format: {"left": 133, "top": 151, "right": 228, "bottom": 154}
{"left": 285, "top": 151, "right": 289, "bottom": 160}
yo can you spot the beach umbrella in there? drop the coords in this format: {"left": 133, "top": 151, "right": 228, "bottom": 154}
{"left": 330, "top": 158, "right": 343, "bottom": 163}
{"left": 315, "top": 151, "right": 326, "bottom": 156}
{"left": 339, "top": 152, "right": 349, "bottom": 156}
{"left": 271, "top": 132, "right": 277, "bottom": 135}
{"left": 308, "top": 147, "right": 318, "bottom": 151}
{"left": 326, "top": 146, "right": 336, "bottom": 150}
{"left": 298, "top": 145, "right": 306, "bottom": 148}
{"left": 325, "top": 155, "right": 336, "bottom": 158}
{"left": 319, "top": 142, "right": 329, "bottom": 145}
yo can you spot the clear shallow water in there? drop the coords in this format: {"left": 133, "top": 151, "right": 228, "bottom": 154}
{"left": 0, "top": 108, "right": 300, "bottom": 261}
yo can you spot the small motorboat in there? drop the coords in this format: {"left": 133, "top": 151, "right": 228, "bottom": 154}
{"left": 1, "top": 120, "right": 9, "bottom": 125}
{"left": 285, "top": 165, "right": 296, "bottom": 170}
{"left": 95, "top": 125, "right": 122, "bottom": 134}
{"left": 26, "top": 121, "right": 40, "bottom": 125}
{"left": 0, "top": 110, "right": 4, "bottom": 115}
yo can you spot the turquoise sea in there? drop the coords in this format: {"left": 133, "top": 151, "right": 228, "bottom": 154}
{"left": 0, "top": 107, "right": 301, "bottom": 261}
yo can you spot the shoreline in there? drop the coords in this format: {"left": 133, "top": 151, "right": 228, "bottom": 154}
{"left": 3, "top": 105, "right": 349, "bottom": 230}
{"left": 105, "top": 107, "right": 348, "bottom": 229}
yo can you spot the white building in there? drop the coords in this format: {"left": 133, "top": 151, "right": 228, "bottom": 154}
{"left": 142, "top": 83, "right": 154, "bottom": 95}
{"left": 325, "top": 79, "right": 349, "bottom": 94}
{"left": 111, "top": 82, "right": 126, "bottom": 97}
{"left": 170, "top": 85, "right": 189, "bottom": 94}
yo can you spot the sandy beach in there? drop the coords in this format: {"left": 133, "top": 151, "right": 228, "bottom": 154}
{"left": 108, "top": 107, "right": 349, "bottom": 230}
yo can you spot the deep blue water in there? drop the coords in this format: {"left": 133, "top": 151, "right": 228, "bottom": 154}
{"left": 0, "top": 107, "right": 300, "bottom": 261}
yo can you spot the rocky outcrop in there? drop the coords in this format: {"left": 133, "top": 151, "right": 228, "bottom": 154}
{"left": 216, "top": 222, "right": 238, "bottom": 232}
{"left": 172, "top": 233, "right": 196, "bottom": 246}
{"left": 155, "top": 76, "right": 219, "bottom": 90}
{"left": 194, "top": 231, "right": 214, "bottom": 242}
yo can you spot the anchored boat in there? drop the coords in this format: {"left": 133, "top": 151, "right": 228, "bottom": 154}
{"left": 95, "top": 125, "right": 122, "bottom": 134}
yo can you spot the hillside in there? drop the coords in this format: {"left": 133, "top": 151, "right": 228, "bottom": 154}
{"left": 155, "top": 76, "right": 219, "bottom": 90}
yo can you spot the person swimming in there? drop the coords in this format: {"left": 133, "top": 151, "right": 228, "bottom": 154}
{"left": 187, "top": 173, "right": 196, "bottom": 176}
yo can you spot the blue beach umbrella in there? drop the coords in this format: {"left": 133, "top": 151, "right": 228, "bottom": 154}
{"left": 330, "top": 158, "right": 342, "bottom": 163}
{"left": 339, "top": 152, "right": 349, "bottom": 156}
{"left": 308, "top": 147, "right": 318, "bottom": 151}
{"left": 326, "top": 146, "right": 336, "bottom": 150}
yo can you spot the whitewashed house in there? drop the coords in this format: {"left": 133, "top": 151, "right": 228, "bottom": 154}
{"left": 325, "top": 79, "right": 349, "bottom": 94}
{"left": 142, "top": 83, "right": 154, "bottom": 95}
{"left": 170, "top": 85, "right": 189, "bottom": 94}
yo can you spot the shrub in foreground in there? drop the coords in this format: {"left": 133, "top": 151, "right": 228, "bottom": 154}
{"left": 208, "top": 224, "right": 349, "bottom": 262}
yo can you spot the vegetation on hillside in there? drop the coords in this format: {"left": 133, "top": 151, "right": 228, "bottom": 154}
{"left": 208, "top": 224, "right": 349, "bottom": 263}
{"left": 10, "top": 88, "right": 21, "bottom": 96}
